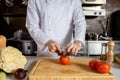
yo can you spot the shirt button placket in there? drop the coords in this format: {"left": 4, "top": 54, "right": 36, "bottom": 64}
{"left": 48, "top": 16, "right": 51, "bottom": 31}
{"left": 47, "top": 4, "right": 51, "bottom": 32}
{"left": 47, "top": 5, "right": 51, "bottom": 31}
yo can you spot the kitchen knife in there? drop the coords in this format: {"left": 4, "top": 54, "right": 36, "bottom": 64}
{"left": 55, "top": 50, "right": 71, "bottom": 56}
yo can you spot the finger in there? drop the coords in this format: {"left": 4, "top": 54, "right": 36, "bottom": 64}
{"left": 49, "top": 43, "right": 56, "bottom": 50}
{"left": 48, "top": 48, "right": 56, "bottom": 54}
{"left": 71, "top": 45, "right": 77, "bottom": 55}
{"left": 48, "top": 49, "right": 52, "bottom": 54}
{"left": 65, "top": 43, "right": 71, "bottom": 50}
{"left": 66, "top": 43, "right": 71, "bottom": 48}
{"left": 49, "top": 46, "right": 56, "bottom": 52}
{"left": 66, "top": 44, "right": 74, "bottom": 52}
{"left": 48, "top": 42, "right": 57, "bottom": 51}
{"left": 74, "top": 47, "right": 80, "bottom": 56}
{"left": 55, "top": 42, "right": 62, "bottom": 53}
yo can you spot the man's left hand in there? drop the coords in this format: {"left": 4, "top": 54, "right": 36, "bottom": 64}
{"left": 65, "top": 40, "right": 82, "bottom": 56}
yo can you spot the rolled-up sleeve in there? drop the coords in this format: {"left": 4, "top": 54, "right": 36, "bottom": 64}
{"left": 73, "top": 0, "right": 87, "bottom": 46}
{"left": 26, "top": 0, "right": 50, "bottom": 50}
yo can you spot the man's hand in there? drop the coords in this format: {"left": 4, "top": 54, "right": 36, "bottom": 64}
{"left": 65, "top": 40, "right": 82, "bottom": 56}
{"left": 45, "top": 40, "right": 62, "bottom": 54}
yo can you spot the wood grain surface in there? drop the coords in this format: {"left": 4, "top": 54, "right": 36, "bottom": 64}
{"left": 29, "top": 58, "right": 114, "bottom": 80}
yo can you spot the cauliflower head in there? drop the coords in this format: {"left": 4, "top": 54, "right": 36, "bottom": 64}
{"left": 0, "top": 46, "right": 27, "bottom": 73}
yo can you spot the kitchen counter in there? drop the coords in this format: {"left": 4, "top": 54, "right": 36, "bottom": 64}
{"left": 6, "top": 56, "right": 120, "bottom": 80}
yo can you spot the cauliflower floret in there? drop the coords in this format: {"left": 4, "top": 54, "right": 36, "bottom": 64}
{"left": 0, "top": 46, "right": 27, "bottom": 73}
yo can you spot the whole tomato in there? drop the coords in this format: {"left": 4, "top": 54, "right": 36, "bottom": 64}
{"left": 59, "top": 56, "right": 70, "bottom": 65}
{"left": 96, "top": 62, "right": 111, "bottom": 74}
{"left": 89, "top": 59, "right": 100, "bottom": 70}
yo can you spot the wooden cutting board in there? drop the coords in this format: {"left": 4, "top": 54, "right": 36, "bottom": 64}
{"left": 29, "top": 58, "right": 114, "bottom": 80}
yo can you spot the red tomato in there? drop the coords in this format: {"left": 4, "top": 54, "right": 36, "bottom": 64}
{"left": 89, "top": 59, "right": 100, "bottom": 70}
{"left": 59, "top": 56, "right": 70, "bottom": 65}
{"left": 96, "top": 62, "right": 111, "bottom": 74}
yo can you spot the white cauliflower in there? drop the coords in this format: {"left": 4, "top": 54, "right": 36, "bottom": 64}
{"left": 0, "top": 46, "right": 27, "bottom": 73}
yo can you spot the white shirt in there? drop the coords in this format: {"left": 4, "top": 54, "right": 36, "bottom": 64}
{"left": 26, "top": 0, "right": 86, "bottom": 56}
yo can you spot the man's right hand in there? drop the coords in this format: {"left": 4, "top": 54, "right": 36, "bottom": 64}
{"left": 45, "top": 40, "right": 62, "bottom": 54}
